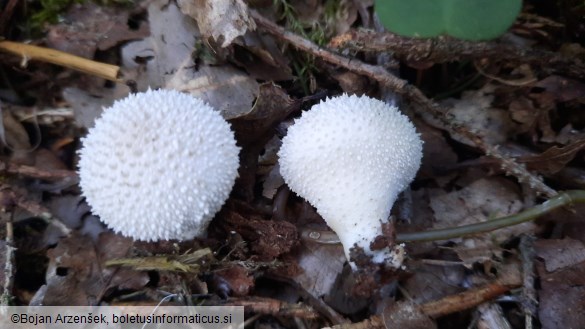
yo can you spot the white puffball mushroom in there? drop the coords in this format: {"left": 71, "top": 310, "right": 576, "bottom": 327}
{"left": 278, "top": 94, "right": 422, "bottom": 269}
{"left": 78, "top": 89, "right": 240, "bottom": 241}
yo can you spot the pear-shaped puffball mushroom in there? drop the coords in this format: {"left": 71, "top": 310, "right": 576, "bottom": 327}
{"left": 78, "top": 89, "right": 239, "bottom": 241}
{"left": 278, "top": 94, "right": 422, "bottom": 269}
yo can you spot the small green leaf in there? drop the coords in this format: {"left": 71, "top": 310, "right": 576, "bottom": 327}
{"left": 374, "top": 0, "right": 443, "bottom": 38}
{"left": 375, "top": 0, "right": 523, "bottom": 41}
{"left": 445, "top": 0, "right": 523, "bottom": 40}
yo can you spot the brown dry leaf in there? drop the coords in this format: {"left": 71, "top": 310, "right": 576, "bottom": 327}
{"left": 509, "top": 96, "right": 537, "bottom": 131}
{"left": 177, "top": 0, "right": 255, "bottom": 47}
{"left": 0, "top": 110, "right": 31, "bottom": 151}
{"left": 229, "top": 83, "right": 295, "bottom": 143}
{"left": 417, "top": 121, "right": 458, "bottom": 179}
{"left": 43, "top": 195, "right": 89, "bottom": 245}
{"left": 477, "top": 304, "right": 512, "bottom": 329}
{"left": 535, "top": 75, "right": 585, "bottom": 102}
{"left": 47, "top": 2, "right": 149, "bottom": 59}
{"left": 402, "top": 261, "right": 466, "bottom": 305}
{"left": 293, "top": 239, "right": 346, "bottom": 298}
{"left": 382, "top": 300, "right": 437, "bottom": 329}
{"left": 535, "top": 238, "right": 585, "bottom": 272}
{"left": 213, "top": 265, "right": 254, "bottom": 297}
{"left": 261, "top": 163, "right": 284, "bottom": 200}
{"left": 235, "top": 33, "right": 293, "bottom": 81}
{"left": 64, "top": 86, "right": 130, "bottom": 129}
{"left": 323, "top": 266, "right": 370, "bottom": 313}
{"left": 121, "top": 0, "right": 259, "bottom": 117}
{"left": 166, "top": 65, "right": 259, "bottom": 119}
{"left": 429, "top": 85, "right": 517, "bottom": 147}
{"left": 508, "top": 94, "right": 557, "bottom": 142}
{"left": 555, "top": 124, "right": 585, "bottom": 144}
{"left": 332, "top": 71, "right": 371, "bottom": 95}
{"left": 35, "top": 232, "right": 148, "bottom": 305}
{"left": 228, "top": 83, "right": 294, "bottom": 200}
{"left": 518, "top": 138, "right": 585, "bottom": 174}
{"left": 528, "top": 91, "right": 558, "bottom": 143}
{"left": 429, "top": 178, "right": 528, "bottom": 263}
{"left": 536, "top": 239, "right": 585, "bottom": 329}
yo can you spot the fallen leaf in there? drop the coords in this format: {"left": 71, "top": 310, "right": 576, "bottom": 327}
{"left": 382, "top": 300, "right": 437, "bottom": 329}
{"left": 477, "top": 303, "right": 511, "bottom": 329}
{"left": 229, "top": 83, "right": 295, "bottom": 143}
{"left": 1, "top": 109, "right": 30, "bottom": 149}
{"left": 518, "top": 138, "right": 585, "bottom": 174}
{"left": 234, "top": 33, "right": 293, "bottom": 81}
{"left": 34, "top": 232, "right": 149, "bottom": 305}
{"left": 47, "top": 2, "right": 149, "bottom": 59}
{"left": 536, "top": 241, "right": 585, "bottom": 329}
{"left": 429, "top": 178, "right": 528, "bottom": 263}
{"left": 535, "top": 75, "right": 585, "bottom": 102}
{"left": 63, "top": 86, "right": 128, "bottom": 129}
{"left": 417, "top": 121, "right": 458, "bottom": 179}
{"left": 227, "top": 83, "right": 294, "bottom": 200}
{"left": 121, "top": 0, "right": 260, "bottom": 117}
{"left": 293, "top": 238, "right": 346, "bottom": 298}
{"left": 402, "top": 261, "right": 466, "bottom": 305}
{"left": 177, "top": 0, "right": 256, "bottom": 47}
{"left": 535, "top": 238, "right": 585, "bottom": 273}
{"left": 428, "top": 85, "right": 517, "bottom": 147}
{"left": 332, "top": 71, "right": 371, "bottom": 95}
{"left": 261, "top": 163, "right": 285, "bottom": 200}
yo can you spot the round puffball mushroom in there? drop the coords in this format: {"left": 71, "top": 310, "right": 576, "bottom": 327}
{"left": 278, "top": 94, "right": 422, "bottom": 269}
{"left": 78, "top": 89, "right": 240, "bottom": 241}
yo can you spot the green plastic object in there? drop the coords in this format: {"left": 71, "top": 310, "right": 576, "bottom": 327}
{"left": 375, "top": 0, "right": 522, "bottom": 41}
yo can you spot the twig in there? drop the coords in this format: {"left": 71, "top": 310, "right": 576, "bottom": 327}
{"left": 300, "top": 190, "right": 585, "bottom": 243}
{"left": 519, "top": 235, "right": 537, "bottom": 329}
{"left": 396, "top": 190, "right": 585, "bottom": 242}
{"left": 0, "top": 41, "right": 122, "bottom": 82}
{"left": 0, "top": 162, "right": 78, "bottom": 181}
{"left": 324, "top": 280, "right": 521, "bottom": 329}
{"left": 329, "top": 30, "right": 585, "bottom": 79}
{"left": 251, "top": 10, "right": 558, "bottom": 198}
{"left": 0, "top": 186, "right": 72, "bottom": 236}
{"left": 0, "top": 211, "right": 15, "bottom": 305}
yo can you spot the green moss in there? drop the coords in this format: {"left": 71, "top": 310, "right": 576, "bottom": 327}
{"left": 28, "top": 0, "right": 85, "bottom": 31}
{"left": 25, "top": 0, "right": 133, "bottom": 35}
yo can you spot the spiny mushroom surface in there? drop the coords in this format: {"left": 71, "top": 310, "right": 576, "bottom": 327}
{"left": 278, "top": 94, "right": 422, "bottom": 269}
{"left": 78, "top": 89, "right": 239, "bottom": 241}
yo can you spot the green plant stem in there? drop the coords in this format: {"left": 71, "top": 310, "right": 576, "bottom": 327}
{"left": 396, "top": 190, "right": 585, "bottom": 243}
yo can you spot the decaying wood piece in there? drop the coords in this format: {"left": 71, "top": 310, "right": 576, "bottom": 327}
{"left": 329, "top": 30, "right": 585, "bottom": 79}
{"left": 0, "top": 162, "right": 77, "bottom": 181}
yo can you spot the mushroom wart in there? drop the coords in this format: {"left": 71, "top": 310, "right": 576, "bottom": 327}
{"left": 278, "top": 94, "right": 423, "bottom": 269}
{"left": 78, "top": 89, "right": 239, "bottom": 241}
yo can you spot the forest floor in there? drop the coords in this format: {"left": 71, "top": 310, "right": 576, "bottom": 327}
{"left": 0, "top": 0, "right": 585, "bottom": 328}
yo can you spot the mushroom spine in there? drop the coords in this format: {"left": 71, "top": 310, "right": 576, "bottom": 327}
{"left": 78, "top": 89, "right": 240, "bottom": 241}
{"left": 278, "top": 94, "right": 422, "bottom": 269}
